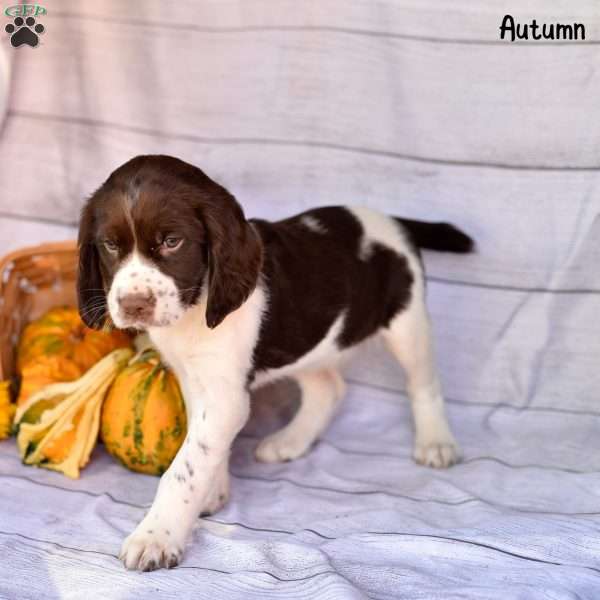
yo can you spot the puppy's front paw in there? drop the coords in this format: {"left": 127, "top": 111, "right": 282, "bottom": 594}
{"left": 120, "top": 526, "right": 184, "bottom": 571}
{"left": 414, "top": 438, "right": 461, "bottom": 469}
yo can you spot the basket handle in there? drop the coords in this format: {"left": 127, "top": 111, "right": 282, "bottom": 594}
{"left": 0, "top": 240, "right": 78, "bottom": 296}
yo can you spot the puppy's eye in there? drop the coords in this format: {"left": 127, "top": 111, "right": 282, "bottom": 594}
{"left": 163, "top": 236, "right": 183, "bottom": 251}
{"left": 103, "top": 240, "right": 118, "bottom": 253}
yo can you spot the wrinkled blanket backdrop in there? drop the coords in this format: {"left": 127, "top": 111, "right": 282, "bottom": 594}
{"left": 0, "top": 1, "right": 599, "bottom": 599}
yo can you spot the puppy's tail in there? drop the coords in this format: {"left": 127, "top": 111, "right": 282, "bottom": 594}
{"left": 394, "top": 217, "right": 474, "bottom": 254}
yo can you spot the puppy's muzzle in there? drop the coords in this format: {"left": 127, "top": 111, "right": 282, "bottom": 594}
{"left": 119, "top": 292, "right": 156, "bottom": 323}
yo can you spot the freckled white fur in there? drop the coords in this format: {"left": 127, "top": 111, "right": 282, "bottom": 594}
{"left": 119, "top": 284, "right": 265, "bottom": 570}
{"left": 108, "top": 251, "right": 183, "bottom": 329}
{"left": 114, "top": 205, "right": 459, "bottom": 571}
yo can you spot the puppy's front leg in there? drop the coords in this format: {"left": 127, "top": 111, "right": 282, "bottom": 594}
{"left": 119, "top": 379, "right": 249, "bottom": 571}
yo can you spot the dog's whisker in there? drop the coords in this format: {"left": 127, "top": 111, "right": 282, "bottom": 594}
{"left": 80, "top": 304, "right": 108, "bottom": 320}
{"left": 80, "top": 300, "right": 107, "bottom": 312}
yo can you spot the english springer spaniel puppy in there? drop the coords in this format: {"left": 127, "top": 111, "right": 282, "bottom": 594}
{"left": 77, "top": 155, "right": 473, "bottom": 571}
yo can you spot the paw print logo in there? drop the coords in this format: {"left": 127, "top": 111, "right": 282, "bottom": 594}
{"left": 5, "top": 16, "right": 45, "bottom": 48}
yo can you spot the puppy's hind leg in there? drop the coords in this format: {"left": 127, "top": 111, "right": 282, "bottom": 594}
{"left": 255, "top": 369, "right": 345, "bottom": 463}
{"left": 382, "top": 299, "right": 461, "bottom": 468}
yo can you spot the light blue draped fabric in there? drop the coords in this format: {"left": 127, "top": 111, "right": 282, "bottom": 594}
{"left": 0, "top": 2, "right": 598, "bottom": 598}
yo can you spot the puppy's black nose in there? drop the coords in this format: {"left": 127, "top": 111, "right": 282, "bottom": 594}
{"left": 119, "top": 293, "right": 156, "bottom": 321}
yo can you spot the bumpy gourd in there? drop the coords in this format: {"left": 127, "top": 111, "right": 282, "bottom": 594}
{"left": 101, "top": 349, "right": 187, "bottom": 476}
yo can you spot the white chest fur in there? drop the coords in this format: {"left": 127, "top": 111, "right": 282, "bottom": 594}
{"left": 147, "top": 284, "right": 266, "bottom": 392}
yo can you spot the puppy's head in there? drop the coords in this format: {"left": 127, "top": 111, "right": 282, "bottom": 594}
{"left": 77, "top": 155, "right": 263, "bottom": 331}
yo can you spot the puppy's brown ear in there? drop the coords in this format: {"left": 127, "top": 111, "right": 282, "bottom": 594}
{"left": 203, "top": 193, "right": 263, "bottom": 329}
{"left": 77, "top": 201, "right": 107, "bottom": 329}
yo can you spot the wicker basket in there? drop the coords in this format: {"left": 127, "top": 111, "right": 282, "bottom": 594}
{"left": 0, "top": 241, "right": 78, "bottom": 386}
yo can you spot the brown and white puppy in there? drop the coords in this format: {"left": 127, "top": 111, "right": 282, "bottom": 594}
{"left": 77, "top": 154, "right": 473, "bottom": 571}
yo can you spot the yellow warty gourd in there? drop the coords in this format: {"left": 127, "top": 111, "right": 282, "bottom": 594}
{"left": 101, "top": 349, "right": 187, "bottom": 476}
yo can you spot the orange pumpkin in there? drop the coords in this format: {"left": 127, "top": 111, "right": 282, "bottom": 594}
{"left": 101, "top": 349, "right": 187, "bottom": 475}
{"left": 16, "top": 307, "right": 131, "bottom": 405}
{"left": 18, "top": 356, "right": 83, "bottom": 407}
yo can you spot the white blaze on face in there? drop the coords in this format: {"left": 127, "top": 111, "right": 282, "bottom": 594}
{"left": 107, "top": 251, "right": 185, "bottom": 329}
